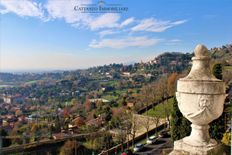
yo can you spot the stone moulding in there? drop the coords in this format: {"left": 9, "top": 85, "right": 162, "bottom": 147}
{"left": 177, "top": 80, "right": 225, "bottom": 95}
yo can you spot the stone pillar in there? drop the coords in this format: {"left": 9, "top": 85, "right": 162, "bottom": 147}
{"left": 170, "top": 44, "right": 226, "bottom": 155}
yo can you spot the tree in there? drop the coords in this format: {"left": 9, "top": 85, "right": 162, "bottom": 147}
{"left": 221, "top": 131, "right": 231, "bottom": 146}
{"left": 180, "top": 117, "right": 191, "bottom": 138}
{"left": 73, "top": 116, "right": 85, "bottom": 128}
{"left": 138, "top": 83, "right": 156, "bottom": 110}
{"left": 138, "top": 84, "right": 158, "bottom": 140}
{"left": 71, "top": 98, "right": 78, "bottom": 105}
{"left": 10, "top": 124, "right": 20, "bottom": 145}
{"left": 157, "top": 77, "right": 172, "bottom": 128}
{"left": 15, "top": 109, "right": 22, "bottom": 117}
{"left": 82, "top": 124, "right": 98, "bottom": 153}
{"left": 31, "top": 123, "right": 41, "bottom": 142}
{"left": 153, "top": 116, "right": 160, "bottom": 137}
{"left": 85, "top": 98, "right": 92, "bottom": 112}
{"left": 167, "top": 72, "right": 178, "bottom": 96}
{"left": 170, "top": 97, "right": 191, "bottom": 141}
{"left": 223, "top": 69, "right": 232, "bottom": 85}
{"left": 141, "top": 115, "right": 152, "bottom": 140}
{"left": 0, "top": 129, "right": 11, "bottom": 147}
{"left": 209, "top": 63, "right": 226, "bottom": 140}
{"left": 63, "top": 108, "right": 70, "bottom": 118}
{"left": 59, "top": 140, "right": 80, "bottom": 155}
{"left": 111, "top": 111, "right": 131, "bottom": 151}
{"left": 53, "top": 113, "right": 62, "bottom": 132}
{"left": 212, "top": 63, "right": 222, "bottom": 80}
{"left": 130, "top": 114, "right": 139, "bottom": 148}
{"left": 95, "top": 132, "right": 113, "bottom": 151}
{"left": 209, "top": 114, "right": 226, "bottom": 140}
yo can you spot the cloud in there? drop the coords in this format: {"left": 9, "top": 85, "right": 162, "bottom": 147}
{"left": 165, "top": 39, "right": 182, "bottom": 45}
{"left": 97, "top": 17, "right": 134, "bottom": 37}
{"left": 120, "top": 17, "right": 134, "bottom": 27}
{"left": 131, "top": 18, "right": 187, "bottom": 32}
{"left": 170, "top": 39, "right": 181, "bottom": 42}
{"left": 0, "top": 0, "right": 44, "bottom": 18}
{"left": 46, "top": 1, "right": 120, "bottom": 30}
{"left": 0, "top": 0, "right": 120, "bottom": 30}
{"left": 89, "top": 36, "right": 161, "bottom": 49}
{"left": 88, "top": 13, "right": 120, "bottom": 30}
{"left": 98, "top": 30, "right": 118, "bottom": 37}
{"left": 0, "top": 0, "right": 121, "bottom": 34}
{"left": 45, "top": 0, "right": 92, "bottom": 24}
{"left": 0, "top": 0, "right": 186, "bottom": 35}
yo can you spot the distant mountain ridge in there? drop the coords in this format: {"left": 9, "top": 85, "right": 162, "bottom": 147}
{"left": 0, "top": 44, "right": 231, "bottom": 84}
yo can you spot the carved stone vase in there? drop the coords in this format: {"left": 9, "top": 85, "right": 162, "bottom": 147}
{"left": 170, "top": 44, "right": 226, "bottom": 155}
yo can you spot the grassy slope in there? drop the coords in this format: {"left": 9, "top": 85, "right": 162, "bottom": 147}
{"left": 143, "top": 98, "right": 174, "bottom": 118}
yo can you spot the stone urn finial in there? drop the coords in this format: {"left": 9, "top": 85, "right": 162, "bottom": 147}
{"left": 184, "top": 44, "right": 219, "bottom": 81}
{"left": 194, "top": 44, "right": 209, "bottom": 57}
{"left": 171, "top": 44, "right": 226, "bottom": 155}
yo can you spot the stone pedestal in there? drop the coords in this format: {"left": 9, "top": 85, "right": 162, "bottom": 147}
{"left": 170, "top": 139, "right": 225, "bottom": 155}
{"left": 183, "top": 124, "right": 217, "bottom": 147}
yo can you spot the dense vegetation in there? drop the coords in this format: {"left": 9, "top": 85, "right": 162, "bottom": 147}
{"left": 0, "top": 44, "right": 231, "bottom": 154}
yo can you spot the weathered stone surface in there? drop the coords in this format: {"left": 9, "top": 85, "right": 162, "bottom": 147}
{"left": 170, "top": 44, "right": 226, "bottom": 154}
{"left": 194, "top": 44, "right": 209, "bottom": 57}
{"left": 169, "top": 139, "right": 226, "bottom": 155}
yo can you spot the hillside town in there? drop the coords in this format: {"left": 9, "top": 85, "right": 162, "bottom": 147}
{"left": 0, "top": 44, "right": 231, "bottom": 154}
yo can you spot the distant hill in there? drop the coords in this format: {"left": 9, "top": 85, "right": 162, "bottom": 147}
{"left": 147, "top": 52, "right": 193, "bottom": 73}
{"left": 0, "top": 44, "right": 231, "bottom": 85}
{"left": 0, "top": 44, "right": 231, "bottom": 105}
{"left": 210, "top": 44, "right": 232, "bottom": 65}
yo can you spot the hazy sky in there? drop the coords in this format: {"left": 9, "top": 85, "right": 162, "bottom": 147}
{"left": 0, "top": 0, "right": 232, "bottom": 71}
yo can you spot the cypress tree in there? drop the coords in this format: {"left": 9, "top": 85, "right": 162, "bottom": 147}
{"left": 180, "top": 117, "right": 191, "bottom": 138}
{"left": 212, "top": 64, "right": 222, "bottom": 80}
{"left": 209, "top": 114, "right": 226, "bottom": 140}
{"left": 209, "top": 63, "right": 226, "bottom": 140}
{"left": 170, "top": 97, "right": 191, "bottom": 141}
{"left": 170, "top": 97, "right": 181, "bottom": 141}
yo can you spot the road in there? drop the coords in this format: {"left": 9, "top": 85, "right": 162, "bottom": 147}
{"left": 133, "top": 136, "right": 173, "bottom": 155}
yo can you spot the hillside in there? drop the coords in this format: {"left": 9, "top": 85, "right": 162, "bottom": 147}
{"left": 0, "top": 43, "right": 231, "bottom": 86}
{"left": 210, "top": 44, "right": 232, "bottom": 65}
